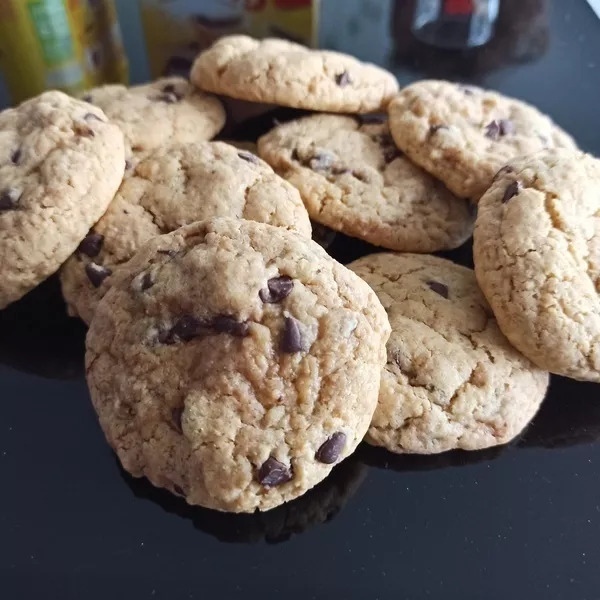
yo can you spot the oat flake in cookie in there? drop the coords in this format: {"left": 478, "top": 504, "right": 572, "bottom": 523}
{"left": 0, "top": 91, "right": 125, "bottom": 309}
{"left": 191, "top": 35, "right": 399, "bottom": 113}
{"left": 258, "top": 114, "right": 473, "bottom": 252}
{"left": 82, "top": 77, "right": 225, "bottom": 156}
{"left": 60, "top": 141, "right": 312, "bottom": 324}
{"left": 349, "top": 253, "right": 549, "bottom": 454}
{"left": 85, "top": 218, "right": 390, "bottom": 512}
{"left": 474, "top": 149, "right": 600, "bottom": 382}
{"left": 388, "top": 80, "right": 576, "bottom": 201}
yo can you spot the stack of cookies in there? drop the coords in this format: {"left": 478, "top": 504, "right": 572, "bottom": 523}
{"left": 1, "top": 34, "right": 597, "bottom": 514}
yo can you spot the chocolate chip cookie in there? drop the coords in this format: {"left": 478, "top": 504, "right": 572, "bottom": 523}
{"left": 86, "top": 218, "right": 390, "bottom": 512}
{"left": 388, "top": 80, "right": 576, "bottom": 200}
{"left": 349, "top": 252, "right": 549, "bottom": 454}
{"left": 82, "top": 77, "right": 225, "bottom": 156}
{"left": 60, "top": 141, "right": 311, "bottom": 324}
{"left": 258, "top": 114, "right": 473, "bottom": 252}
{"left": 191, "top": 35, "right": 399, "bottom": 113}
{"left": 0, "top": 91, "right": 125, "bottom": 309}
{"left": 474, "top": 149, "right": 600, "bottom": 382}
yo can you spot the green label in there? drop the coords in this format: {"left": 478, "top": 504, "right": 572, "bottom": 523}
{"left": 28, "top": 0, "right": 75, "bottom": 65}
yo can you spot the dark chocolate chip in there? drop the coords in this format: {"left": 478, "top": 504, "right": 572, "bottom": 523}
{"left": 257, "top": 457, "right": 293, "bottom": 487}
{"left": 0, "top": 187, "right": 21, "bottom": 210}
{"left": 330, "top": 166, "right": 352, "bottom": 175}
{"left": 140, "top": 272, "right": 154, "bottom": 291}
{"left": 485, "top": 119, "right": 514, "bottom": 140}
{"left": 383, "top": 145, "right": 401, "bottom": 163}
{"left": 259, "top": 276, "right": 294, "bottom": 303}
{"left": 81, "top": 94, "right": 93, "bottom": 103}
{"left": 429, "top": 124, "right": 448, "bottom": 135}
{"left": 85, "top": 262, "right": 112, "bottom": 288}
{"left": 291, "top": 148, "right": 299, "bottom": 161}
{"left": 315, "top": 432, "right": 346, "bottom": 464}
{"left": 281, "top": 316, "right": 307, "bottom": 353}
{"left": 10, "top": 148, "right": 21, "bottom": 165}
{"left": 238, "top": 150, "right": 259, "bottom": 164}
{"left": 78, "top": 232, "right": 104, "bottom": 257}
{"left": 171, "top": 406, "right": 184, "bottom": 433}
{"left": 162, "top": 83, "right": 176, "bottom": 94}
{"left": 309, "top": 152, "right": 334, "bottom": 171}
{"left": 357, "top": 114, "right": 387, "bottom": 125}
{"left": 335, "top": 71, "right": 352, "bottom": 87}
{"left": 84, "top": 112, "right": 103, "bottom": 122}
{"left": 502, "top": 180, "right": 522, "bottom": 203}
{"left": 168, "top": 315, "right": 209, "bottom": 342}
{"left": 426, "top": 280, "right": 449, "bottom": 299}
{"left": 173, "top": 484, "right": 185, "bottom": 496}
{"left": 212, "top": 315, "right": 250, "bottom": 337}
{"left": 493, "top": 165, "right": 514, "bottom": 181}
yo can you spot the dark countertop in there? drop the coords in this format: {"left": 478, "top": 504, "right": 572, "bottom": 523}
{"left": 2, "top": 1, "right": 600, "bottom": 599}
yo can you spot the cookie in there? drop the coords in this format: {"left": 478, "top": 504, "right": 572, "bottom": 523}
{"left": 349, "top": 252, "right": 549, "bottom": 454}
{"left": 474, "top": 149, "right": 600, "bottom": 382}
{"left": 86, "top": 217, "right": 390, "bottom": 512}
{"left": 258, "top": 114, "right": 473, "bottom": 252}
{"left": 388, "top": 80, "right": 577, "bottom": 200}
{"left": 82, "top": 77, "right": 225, "bottom": 156}
{"left": 0, "top": 91, "right": 125, "bottom": 309}
{"left": 191, "top": 35, "right": 399, "bottom": 113}
{"left": 60, "top": 141, "right": 312, "bottom": 324}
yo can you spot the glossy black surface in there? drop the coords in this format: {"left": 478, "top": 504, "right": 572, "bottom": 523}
{"left": 2, "top": 1, "right": 600, "bottom": 598}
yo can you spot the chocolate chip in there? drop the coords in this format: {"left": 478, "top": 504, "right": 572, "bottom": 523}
{"left": 259, "top": 276, "right": 294, "bottom": 303}
{"left": 485, "top": 119, "right": 514, "bottom": 140}
{"left": 335, "top": 71, "right": 352, "bottom": 87}
{"left": 426, "top": 280, "right": 449, "bottom": 299}
{"left": 162, "top": 83, "right": 176, "bottom": 94}
{"left": 315, "top": 432, "right": 346, "bottom": 464}
{"left": 493, "top": 165, "right": 514, "bottom": 181}
{"left": 309, "top": 152, "right": 334, "bottom": 171}
{"left": 167, "top": 315, "right": 209, "bottom": 343}
{"left": 212, "top": 315, "right": 250, "bottom": 337}
{"left": 85, "top": 262, "right": 111, "bottom": 288}
{"left": 281, "top": 316, "right": 307, "bottom": 353}
{"left": 257, "top": 457, "right": 293, "bottom": 487}
{"left": 351, "top": 170, "right": 370, "bottom": 183}
{"left": 140, "top": 272, "right": 154, "bottom": 291}
{"left": 125, "top": 159, "right": 132, "bottom": 170}
{"left": 10, "top": 148, "right": 21, "bottom": 165}
{"left": 171, "top": 406, "right": 184, "bottom": 433}
{"left": 0, "top": 187, "right": 21, "bottom": 210}
{"left": 358, "top": 114, "right": 387, "bottom": 125}
{"left": 429, "top": 124, "right": 448, "bottom": 135}
{"left": 173, "top": 484, "right": 185, "bottom": 496}
{"left": 81, "top": 94, "right": 93, "bottom": 103}
{"left": 330, "top": 166, "right": 352, "bottom": 175}
{"left": 84, "top": 112, "right": 103, "bottom": 122}
{"left": 238, "top": 151, "right": 259, "bottom": 164}
{"left": 502, "top": 181, "right": 522, "bottom": 203}
{"left": 78, "top": 232, "right": 104, "bottom": 257}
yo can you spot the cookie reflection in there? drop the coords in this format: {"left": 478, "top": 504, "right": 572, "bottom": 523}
{"left": 0, "top": 276, "right": 85, "bottom": 379}
{"left": 121, "top": 454, "right": 367, "bottom": 544}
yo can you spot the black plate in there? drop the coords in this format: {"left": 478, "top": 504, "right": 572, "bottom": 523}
{"left": 2, "top": 1, "right": 600, "bottom": 598}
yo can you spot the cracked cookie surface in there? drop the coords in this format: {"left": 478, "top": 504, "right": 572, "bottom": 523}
{"left": 349, "top": 252, "right": 549, "bottom": 454}
{"left": 0, "top": 91, "right": 125, "bottom": 309}
{"left": 474, "top": 149, "right": 600, "bottom": 382}
{"left": 191, "top": 35, "right": 399, "bottom": 113}
{"left": 388, "top": 80, "right": 576, "bottom": 201}
{"left": 82, "top": 77, "right": 225, "bottom": 157}
{"left": 258, "top": 114, "right": 473, "bottom": 252}
{"left": 60, "top": 141, "right": 311, "bottom": 324}
{"left": 85, "top": 218, "right": 390, "bottom": 512}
